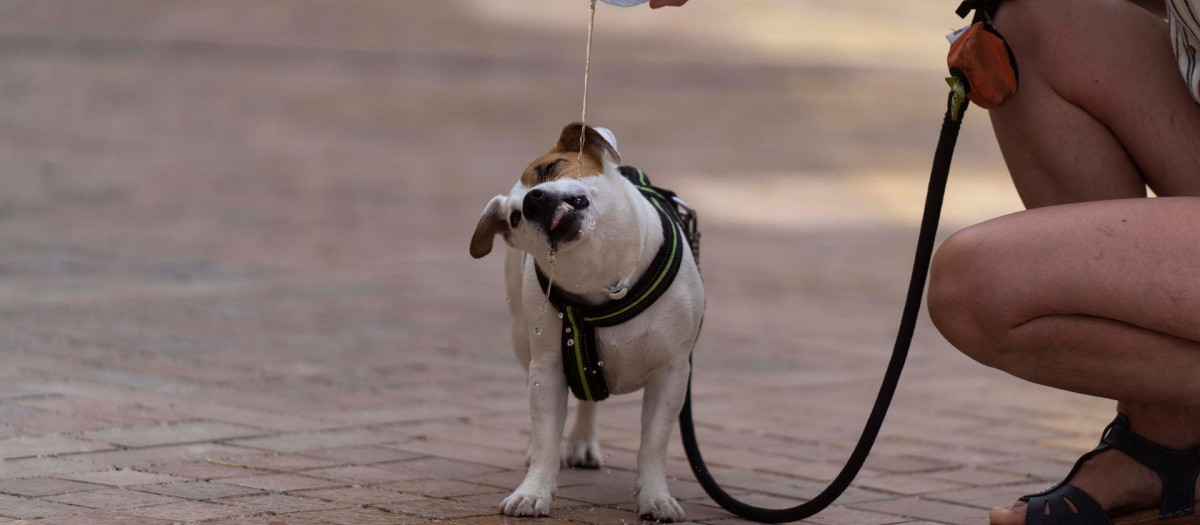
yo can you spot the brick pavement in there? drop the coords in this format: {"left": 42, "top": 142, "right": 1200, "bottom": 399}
{"left": 0, "top": 1, "right": 1113, "bottom": 524}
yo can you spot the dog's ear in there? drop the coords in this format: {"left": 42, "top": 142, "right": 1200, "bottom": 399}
{"left": 470, "top": 195, "right": 507, "bottom": 259}
{"left": 554, "top": 123, "right": 622, "bottom": 165}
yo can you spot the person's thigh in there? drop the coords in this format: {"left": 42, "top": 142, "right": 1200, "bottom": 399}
{"left": 991, "top": 0, "right": 1200, "bottom": 202}
{"left": 930, "top": 197, "right": 1200, "bottom": 344}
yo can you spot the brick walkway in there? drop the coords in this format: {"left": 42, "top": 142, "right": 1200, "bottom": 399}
{"left": 0, "top": 2, "right": 1113, "bottom": 524}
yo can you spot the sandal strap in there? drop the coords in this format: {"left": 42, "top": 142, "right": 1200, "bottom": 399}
{"left": 1101, "top": 413, "right": 1200, "bottom": 518}
{"left": 1023, "top": 484, "right": 1113, "bottom": 525}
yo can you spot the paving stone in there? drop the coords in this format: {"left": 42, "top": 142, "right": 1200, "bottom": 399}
{"left": 0, "top": 494, "right": 83, "bottom": 519}
{"left": 59, "top": 469, "right": 186, "bottom": 488}
{"left": 221, "top": 493, "right": 344, "bottom": 513}
{"left": 0, "top": 434, "right": 112, "bottom": 459}
{"left": 220, "top": 473, "right": 341, "bottom": 492}
{"left": 81, "top": 421, "right": 266, "bottom": 448}
{"left": 455, "top": 515, "right": 577, "bottom": 525}
{"left": 921, "top": 481, "right": 1052, "bottom": 510}
{"left": 0, "top": 477, "right": 105, "bottom": 497}
{"left": 614, "top": 500, "right": 734, "bottom": 520}
{"left": 296, "top": 507, "right": 435, "bottom": 525}
{"left": 385, "top": 439, "right": 527, "bottom": 470}
{"left": 136, "top": 480, "right": 265, "bottom": 500}
{"left": 385, "top": 479, "right": 502, "bottom": 498}
{"left": 125, "top": 501, "right": 247, "bottom": 521}
{"left": 849, "top": 497, "right": 987, "bottom": 525}
{"left": 308, "top": 445, "right": 423, "bottom": 465}
{"left": 303, "top": 464, "right": 422, "bottom": 484}
{"left": 21, "top": 510, "right": 175, "bottom": 525}
{"left": 556, "top": 483, "right": 638, "bottom": 506}
{"left": 210, "top": 515, "right": 331, "bottom": 525}
{"left": 142, "top": 460, "right": 263, "bottom": 480}
{"left": 377, "top": 457, "right": 504, "bottom": 480}
{"left": 381, "top": 495, "right": 501, "bottom": 519}
{"left": 800, "top": 506, "right": 914, "bottom": 525}
{"left": 552, "top": 505, "right": 652, "bottom": 525}
{"left": 0, "top": 457, "right": 107, "bottom": 479}
{"left": 45, "top": 488, "right": 184, "bottom": 510}
{"left": 291, "top": 486, "right": 424, "bottom": 505}
{"left": 227, "top": 429, "right": 394, "bottom": 454}
{"left": 979, "top": 460, "right": 1074, "bottom": 480}
{"left": 851, "top": 474, "right": 966, "bottom": 496}
{"left": 222, "top": 453, "right": 341, "bottom": 472}
{"left": 922, "top": 467, "right": 1033, "bottom": 487}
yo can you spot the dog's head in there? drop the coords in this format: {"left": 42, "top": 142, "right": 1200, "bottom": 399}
{"left": 470, "top": 123, "right": 625, "bottom": 259}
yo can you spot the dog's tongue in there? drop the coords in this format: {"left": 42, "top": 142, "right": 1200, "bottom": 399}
{"left": 550, "top": 207, "right": 566, "bottom": 231}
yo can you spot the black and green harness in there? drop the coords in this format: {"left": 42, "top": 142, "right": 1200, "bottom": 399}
{"left": 534, "top": 166, "right": 698, "bottom": 402}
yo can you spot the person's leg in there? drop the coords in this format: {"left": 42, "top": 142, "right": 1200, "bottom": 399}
{"left": 934, "top": 0, "right": 1200, "bottom": 521}
{"left": 988, "top": 0, "right": 1200, "bottom": 208}
{"left": 929, "top": 198, "right": 1200, "bottom": 523}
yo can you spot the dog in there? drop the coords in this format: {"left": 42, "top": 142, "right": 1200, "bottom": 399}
{"left": 469, "top": 123, "right": 704, "bottom": 521}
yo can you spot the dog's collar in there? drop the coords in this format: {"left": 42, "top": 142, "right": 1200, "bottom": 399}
{"left": 534, "top": 166, "right": 691, "bottom": 402}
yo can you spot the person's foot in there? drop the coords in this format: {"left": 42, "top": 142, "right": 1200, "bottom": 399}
{"left": 989, "top": 447, "right": 1168, "bottom": 525}
{"left": 992, "top": 407, "right": 1200, "bottom": 525}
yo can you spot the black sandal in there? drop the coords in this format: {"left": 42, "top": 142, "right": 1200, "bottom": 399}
{"left": 1012, "top": 414, "right": 1200, "bottom": 525}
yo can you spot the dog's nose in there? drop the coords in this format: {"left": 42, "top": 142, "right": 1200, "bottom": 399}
{"left": 523, "top": 189, "right": 556, "bottom": 220}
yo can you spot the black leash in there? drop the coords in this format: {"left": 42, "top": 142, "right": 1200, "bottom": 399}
{"left": 677, "top": 83, "right": 971, "bottom": 523}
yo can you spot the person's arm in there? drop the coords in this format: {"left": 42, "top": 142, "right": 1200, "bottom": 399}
{"left": 650, "top": 0, "right": 689, "bottom": 8}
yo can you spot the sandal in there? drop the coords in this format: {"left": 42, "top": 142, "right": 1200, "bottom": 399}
{"left": 1015, "top": 414, "right": 1200, "bottom": 525}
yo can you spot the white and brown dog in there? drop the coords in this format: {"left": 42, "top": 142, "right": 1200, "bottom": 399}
{"left": 470, "top": 123, "right": 704, "bottom": 521}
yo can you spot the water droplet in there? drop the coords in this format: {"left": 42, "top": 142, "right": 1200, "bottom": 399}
{"left": 534, "top": 381, "right": 540, "bottom": 387}
{"left": 597, "top": 360, "right": 604, "bottom": 366}
{"left": 533, "top": 327, "right": 542, "bottom": 335}
{"left": 565, "top": 327, "right": 571, "bottom": 333}
{"left": 540, "top": 304, "right": 547, "bottom": 314}
{"left": 558, "top": 312, "right": 564, "bottom": 319}
{"left": 566, "top": 339, "right": 574, "bottom": 347}
{"left": 589, "top": 219, "right": 597, "bottom": 229}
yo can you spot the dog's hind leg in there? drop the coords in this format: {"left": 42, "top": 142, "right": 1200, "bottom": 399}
{"left": 565, "top": 400, "right": 603, "bottom": 469}
{"left": 634, "top": 357, "right": 689, "bottom": 522}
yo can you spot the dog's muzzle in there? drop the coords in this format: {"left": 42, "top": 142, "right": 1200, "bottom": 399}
{"left": 522, "top": 189, "right": 589, "bottom": 240}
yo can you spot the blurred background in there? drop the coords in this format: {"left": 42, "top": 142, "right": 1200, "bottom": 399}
{"left": 0, "top": 2, "right": 1116, "bottom": 523}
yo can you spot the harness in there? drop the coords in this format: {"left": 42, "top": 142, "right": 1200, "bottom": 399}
{"left": 534, "top": 166, "right": 700, "bottom": 402}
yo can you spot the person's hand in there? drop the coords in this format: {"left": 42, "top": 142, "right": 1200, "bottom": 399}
{"left": 650, "top": 0, "right": 689, "bottom": 8}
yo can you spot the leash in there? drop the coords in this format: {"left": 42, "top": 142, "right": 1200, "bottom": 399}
{"left": 571, "top": 2, "right": 1012, "bottom": 522}
{"left": 579, "top": 0, "right": 598, "bottom": 178}
{"left": 678, "top": 85, "right": 968, "bottom": 523}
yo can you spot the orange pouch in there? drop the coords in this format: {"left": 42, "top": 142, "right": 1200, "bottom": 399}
{"left": 947, "top": 21, "right": 1019, "bottom": 109}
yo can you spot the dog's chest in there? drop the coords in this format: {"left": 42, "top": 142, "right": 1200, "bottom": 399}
{"left": 591, "top": 316, "right": 675, "bottom": 394}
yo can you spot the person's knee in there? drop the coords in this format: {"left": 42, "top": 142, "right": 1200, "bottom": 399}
{"left": 928, "top": 226, "right": 1017, "bottom": 368}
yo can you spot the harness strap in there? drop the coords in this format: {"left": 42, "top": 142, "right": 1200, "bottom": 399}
{"left": 535, "top": 166, "right": 689, "bottom": 402}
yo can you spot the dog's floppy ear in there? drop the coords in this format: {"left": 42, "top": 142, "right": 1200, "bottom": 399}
{"left": 554, "top": 122, "right": 622, "bottom": 165}
{"left": 470, "top": 195, "right": 507, "bottom": 259}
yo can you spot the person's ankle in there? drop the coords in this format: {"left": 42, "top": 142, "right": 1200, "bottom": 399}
{"left": 1118, "top": 402, "right": 1200, "bottom": 449}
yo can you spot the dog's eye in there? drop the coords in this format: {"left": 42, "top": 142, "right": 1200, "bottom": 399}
{"left": 509, "top": 210, "right": 522, "bottom": 228}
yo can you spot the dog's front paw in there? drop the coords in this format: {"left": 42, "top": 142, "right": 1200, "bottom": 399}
{"left": 565, "top": 438, "right": 603, "bottom": 469}
{"left": 500, "top": 487, "right": 553, "bottom": 517}
{"left": 638, "top": 492, "right": 685, "bottom": 522}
